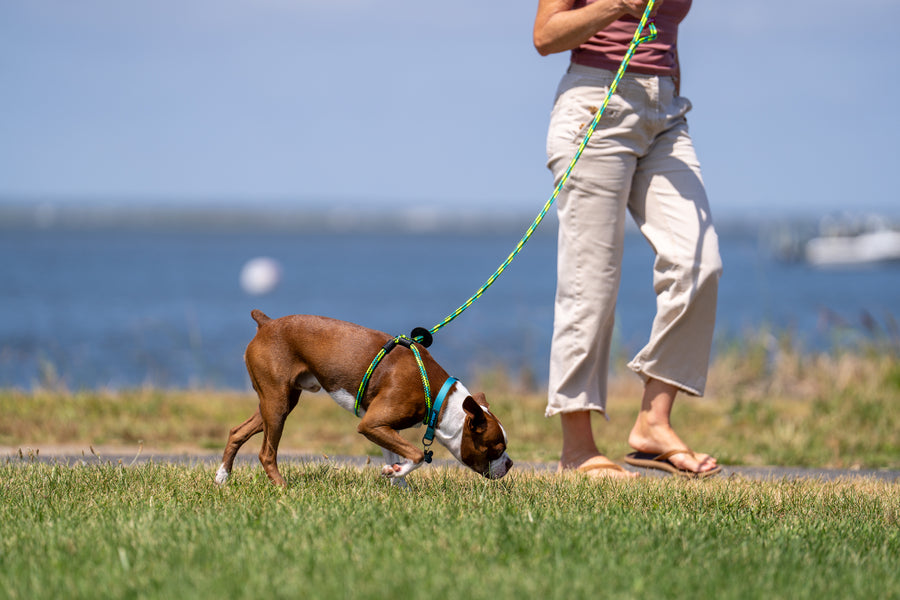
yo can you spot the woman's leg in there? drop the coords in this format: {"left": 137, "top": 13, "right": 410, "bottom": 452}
{"left": 624, "top": 80, "right": 722, "bottom": 473}
{"left": 628, "top": 379, "right": 718, "bottom": 473}
{"left": 544, "top": 69, "right": 655, "bottom": 476}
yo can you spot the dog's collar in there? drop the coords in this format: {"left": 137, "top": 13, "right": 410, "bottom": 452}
{"left": 422, "top": 376, "right": 457, "bottom": 463}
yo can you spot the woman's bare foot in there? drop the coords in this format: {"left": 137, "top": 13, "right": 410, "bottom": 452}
{"left": 627, "top": 379, "right": 718, "bottom": 475}
{"left": 559, "top": 411, "right": 639, "bottom": 479}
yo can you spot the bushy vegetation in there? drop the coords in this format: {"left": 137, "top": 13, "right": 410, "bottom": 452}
{"left": 2, "top": 335, "right": 898, "bottom": 470}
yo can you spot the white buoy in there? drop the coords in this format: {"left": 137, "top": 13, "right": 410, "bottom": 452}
{"left": 240, "top": 257, "right": 282, "bottom": 295}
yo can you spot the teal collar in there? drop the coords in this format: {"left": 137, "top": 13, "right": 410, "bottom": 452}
{"left": 422, "top": 377, "right": 457, "bottom": 463}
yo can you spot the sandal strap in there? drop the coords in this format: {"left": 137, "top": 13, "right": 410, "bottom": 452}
{"left": 653, "top": 449, "right": 693, "bottom": 462}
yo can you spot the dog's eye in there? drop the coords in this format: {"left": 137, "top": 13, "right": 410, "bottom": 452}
{"left": 487, "top": 443, "right": 506, "bottom": 461}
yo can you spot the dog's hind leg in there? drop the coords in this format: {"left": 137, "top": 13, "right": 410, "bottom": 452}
{"left": 215, "top": 408, "right": 264, "bottom": 485}
{"left": 257, "top": 385, "right": 300, "bottom": 488}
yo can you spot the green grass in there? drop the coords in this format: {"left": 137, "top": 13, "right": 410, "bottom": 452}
{"left": 1, "top": 460, "right": 898, "bottom": 600}
{"left": 1, "top": 341, "right": 898, "bottom": 598}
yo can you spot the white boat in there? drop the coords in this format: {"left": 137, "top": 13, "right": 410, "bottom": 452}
{"left": 805, "top": 228, "right": 900, "bottom": 267}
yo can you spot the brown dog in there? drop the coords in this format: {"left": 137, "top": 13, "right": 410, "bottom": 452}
{"left": 215, "top": 310, "right": 512, "bottom": 487}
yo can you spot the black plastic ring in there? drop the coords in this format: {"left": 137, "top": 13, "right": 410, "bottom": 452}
{"left": 410, "top": 327, "right": 433, "bottom": 348}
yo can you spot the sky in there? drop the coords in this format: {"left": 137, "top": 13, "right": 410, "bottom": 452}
{"left": 1, "top": 0, "right": 899, "bottom": 219}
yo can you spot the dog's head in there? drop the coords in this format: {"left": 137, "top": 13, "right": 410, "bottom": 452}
{"left": 459, "top": 392, "right": 513, "bottom": 479}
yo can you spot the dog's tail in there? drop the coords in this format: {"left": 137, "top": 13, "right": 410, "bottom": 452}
{"left": 250, "top": 309, "right": 272, "bottom": 328}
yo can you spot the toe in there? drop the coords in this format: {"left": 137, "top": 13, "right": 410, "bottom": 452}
{"left": 667, "top": 450, "right": 717, "bottom": 474}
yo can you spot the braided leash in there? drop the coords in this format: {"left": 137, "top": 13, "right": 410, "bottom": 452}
{"left": 423, "top": 2, "right": 657, "bottom": 341}
{"left": 355, "top": 2, "right": 658, "bottom": 435}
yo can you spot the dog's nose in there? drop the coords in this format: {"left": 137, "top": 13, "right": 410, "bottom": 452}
{"left": 489, "top": 456, "right": 513, "bottom": 479}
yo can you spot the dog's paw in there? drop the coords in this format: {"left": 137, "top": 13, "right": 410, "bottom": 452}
{"left": 214, "top": 463, "right": 230, "bottom": 485}
{"left": 381, "top": 460, "right": 417, "bottom": 479}
{"left": 381, "top": 463, "right": 402, "bottom": 477}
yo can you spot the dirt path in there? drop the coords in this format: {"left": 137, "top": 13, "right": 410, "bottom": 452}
{"left": 4, "top": 446, "right": 899, "bottom": 482}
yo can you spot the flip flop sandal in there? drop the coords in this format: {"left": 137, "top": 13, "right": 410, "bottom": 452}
{"left": 624, "top": 449, "right": 722, "bottom": 478}
{"left": 559, "top": 456, "right": 636, "bottom": 478}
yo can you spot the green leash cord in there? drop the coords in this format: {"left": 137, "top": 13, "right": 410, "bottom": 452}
{"left": 355, "top": 3, "right": 658, "bottom": 416}
{"left": 424, "top": 1, "right": 658, "bottom": 341}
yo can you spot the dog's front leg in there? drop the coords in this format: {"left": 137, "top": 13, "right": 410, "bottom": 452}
{"left": 379, "top": 448, "right": 421, "bottom": 480}
{"left": 358, "top": 420, "right": 425, "bottom": 481}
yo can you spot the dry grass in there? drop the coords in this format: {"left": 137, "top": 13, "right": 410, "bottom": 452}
{"left": 2, "top": 336, "right": 899, "bottom": 469}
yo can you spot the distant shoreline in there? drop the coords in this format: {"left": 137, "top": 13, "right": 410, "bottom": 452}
{"left": 4, "top": 196, "right": 893, "bottom": 236}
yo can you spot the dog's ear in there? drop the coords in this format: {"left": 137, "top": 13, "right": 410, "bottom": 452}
{"left": 473, "top": 391, "right": 489, "bottom": 408}
{"left": 463, "top": 396, "right": 487, "bottom": 430}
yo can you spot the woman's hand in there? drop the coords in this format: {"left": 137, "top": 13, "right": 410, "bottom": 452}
{"left": 534, "top": 0, "right": 662, "bottom": 56}
{"left": 621, "top": 0, "right": 662, "bottom": 18}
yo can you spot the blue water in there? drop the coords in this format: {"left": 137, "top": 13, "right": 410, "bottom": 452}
{"left": 1, "top": 226, "right": 898, "bottom": 390}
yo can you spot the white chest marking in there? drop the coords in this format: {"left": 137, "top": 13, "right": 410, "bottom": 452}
{"left": 433, "top": 383, "right": 472, "bottom": 461}
{"left": 298, "top": 373, "right": 362, "bottom": 417}
{"left": 329, "top": 388, "right": 363, "bottom": 416}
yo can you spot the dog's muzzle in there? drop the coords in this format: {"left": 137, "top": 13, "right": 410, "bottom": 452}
{"left": 487, "top": 454, "right": 514, "bottom": 479}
